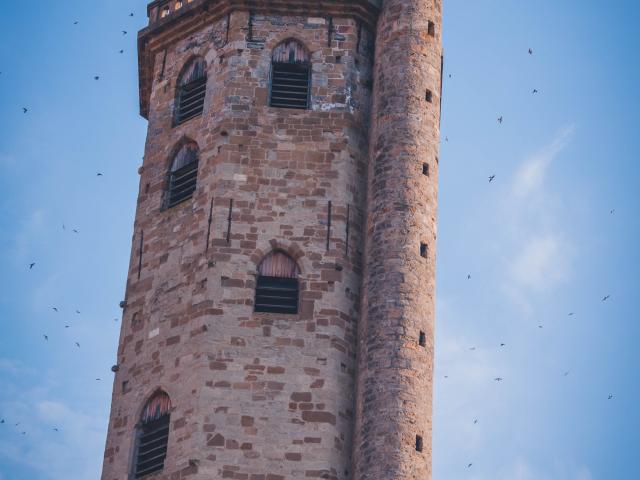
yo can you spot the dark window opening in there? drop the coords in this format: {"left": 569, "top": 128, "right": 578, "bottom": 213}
{"left": 166, "top": 142, "right": 199, "bottom": 208}
{"left": 420, "top": 243, "right": 428, "bottom": 259}
{"left": 422, "top": 163, "right": 429, "bottom": 176}
{"left": 425, "top": 89, "right": 433, "bottom": 103}
{"left": 428, "top": 21, "right": 435, "bottom": 37}
{"left": 269, "top": 39, "right": 311, "bottom": 110}
{"left": 175, "top": 57, "right": 207, "bottom": 124}
{"left": 134, "top": 392, "right": 171, "bottom": 479}
{"left": 255, "top": 251, "right": 300, "bottom": 314}
{"left": 416, "top": 435, "right": 424, "bottom": 452}
{"left": 419, "top": 331, "right": 427, "bottom": 347}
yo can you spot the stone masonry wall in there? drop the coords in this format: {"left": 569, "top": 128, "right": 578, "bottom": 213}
{"left": 102, "top": 9, "right": 376, "bottom": 480}
{"left": 353, "top": 1, "right": 442, "bottom": 479}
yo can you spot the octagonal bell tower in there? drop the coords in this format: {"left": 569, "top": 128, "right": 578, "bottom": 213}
{"left": 101, "top": 1, "right": 442, "bottom": 480}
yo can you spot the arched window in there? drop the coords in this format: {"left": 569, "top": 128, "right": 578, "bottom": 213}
{"left": 175, "top": 57, "right": 207, "bottom": 124}
{"left": 166, "top": 141, "right": 199, "bottom": 208}
{"left": 269, "top": 39, "right": 311, "bottom": 109}
{"left": 255, "top": 251, "right": 300, "bottom": 314}
{"left": 133, "top": 391, "right": 171, "bottom": 479}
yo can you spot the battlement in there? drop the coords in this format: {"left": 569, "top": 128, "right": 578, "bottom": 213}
{"left": 138, "top": 0, "right": 381, "bottom": 118}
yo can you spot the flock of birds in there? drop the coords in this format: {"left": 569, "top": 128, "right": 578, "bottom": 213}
{"left": 1, "top": 10, "right": 139, "bottom": 441}
{"left": 450, "top": 46, "right": 617, "bottom": 471}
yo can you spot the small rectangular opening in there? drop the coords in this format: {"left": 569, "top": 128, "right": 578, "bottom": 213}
{"left": 416, "top": 435, "right": 424, "bottom": 452}
{"left": 419, "top": 331, "right": 427, "bottom": 347}
{"left": 422, "top": 163, "right": 429, "bottom": 176}
{"left": 428, "top": 21, "right": 435, "bottom": 37}
{"left": 425, "top": 89, "right": 433, "bottom": 103}
{"left": 122, "top": 380, "right": 129, "bottom": 393}
{"left": 420, "top": 243, "right": 428, "bottom": 259}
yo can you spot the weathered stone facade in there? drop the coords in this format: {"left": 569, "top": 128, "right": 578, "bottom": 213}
{"left": 101, "top": 1, "right": 441, "bottom": 479}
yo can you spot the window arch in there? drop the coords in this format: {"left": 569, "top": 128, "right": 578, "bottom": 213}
{"left": 166, "top": 141, "right": 199, "bottom": 208}
{"left": 255, "top": 251, "right": 300, "bottom": 314}
{"left": 133, "top": 391, "right": 171, "bottom": 479}
{"left": 175, "top": 57, "right": 207, "bottom": 124}
{"left": 269, "top": 39, "right": 311, "bottom": 110}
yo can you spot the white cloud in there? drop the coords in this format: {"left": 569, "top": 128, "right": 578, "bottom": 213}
{"left": 0, "top": 358, "right": 35, "bottom": 377}
{"left": 512, "top": 125, "right": 575, "bottom": 200}
{"left": 509, "top": 233, "right": 570, "bottom": 291}
{"left": 501, "top": 126, "right": 576, "bottom": 313}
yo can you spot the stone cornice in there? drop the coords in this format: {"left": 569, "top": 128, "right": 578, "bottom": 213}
{"left": 137, "top": 0, "right": 381, "bottom": 118}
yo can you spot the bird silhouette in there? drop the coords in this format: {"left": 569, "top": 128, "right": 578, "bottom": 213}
{"left": 610, "top": 209, "right": 615, "bottom": 215}
{"left": 97, "top": 172, "right": 104, "bottom": 176}
{"left": 52, "top": 307, "right": 58, "bottom": 312}
{"left": 43, "top": 335, "right": 48, "bottom": 341}
{"left": 473, "top": 419, "right": 478, "bottom": 424}
{"left": 489, "top": 175, "right": 496, "bottom": 183}
{"left": 129, "top": 13, "right": 134, "bottom": 17}
{"left": 94, "top": 76, "right": 100, "bottom": 81}
{"left": 564, "top": 371, "right": 570, "bottom": 377}
{"left": 497, "top": 116, "right": 503, "bottom": 124}
{"left": 75, "top": 310, "right": 81, "bottom": 314}
{"left": 532, "top": 89, "right": 539, "bottom": 94}
{"left": 122, "top": 30, "right": 128, "bottom": 35}
{"left": 467, "top": 463, "right": 473, "bottom": 468}
{"left": 73, "top": 21, "right": 79, "bottom": 25}
{"left": 467, "top": 274, "right": 471, "bottom": 280}
{"left": 469, "top": 347, "right": 476, "bottom": 351}
{"left": 29, "top": 262, "right": 36, "bottom": 269}
{"left": 119, "top": 49, "right": 124, "bottom": 54}
{"left": 500, "top": 343, "right": 506, "bottom": 347}
{"left": 608, "top": 394, "right": 614, "bottom": 400}
{"left": 0, "top": 419, "right": 4, "bottom": 424}
{"left": 22, "top": 107, "right": 28, "bottom": 113}
{"left": 96, "top": 378, "right": 102, "bottom": 381}
{"left": 53, "top": 427, "right": 59, "bottom": 432}
{"left": 528, "top": 48, "right": 533, "bottom": 55}
{"left": 538, "top": 325, "right": 543, "bottom": 329}
{"left": 602, "top": 295, "right": 611, "bottom": 302}
{"left": 494, "top": 377, "right": 503, "bottom": 382}
{"left": 75, "top": 342, "right": 80, "bottom": 348}
{"left": 568, "top": 312, "right": 575, "bottom": 316}
{"left": 72, "top": 229, "right": 79, "bottom": 234}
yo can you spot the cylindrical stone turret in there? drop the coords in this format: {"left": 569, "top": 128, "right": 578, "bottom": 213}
{"left": 353, "top": 0, "right": 442, "bottom": 479}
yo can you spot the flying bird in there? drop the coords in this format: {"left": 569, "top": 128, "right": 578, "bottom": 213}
{"left": 22, "top": 107, "right": 28, "bottom": 113}
{"left": 119, "top": 49, "right": 124, "bottom": 54}
{"left": 75, "top": 342, "right": 80, "bottom": 348}
{"left": 469, "top": 347, "right": 476, "bottom": 351}
{"left": 94, "top": 76, "right": 100, "bottom": 80}
{"left": 75, "top": 310, "right": 81, "bottom": 314}
{"left": 500, "top": 343, "right": 506, "bottom": 347}
{"left": 568, "top": 312, "right": 575, "bottom": 316}
{"left": 0, "top": 419, "right": 4, "bottom": 424}
{"left": 467, "top": 463, "right": 473, "bottom": 468}
{"left": 72, "top": 229, "right": 79, "bottom": 234}
{"left": 73, "top": 21, "right": 79, "bottom": 25}
{"left": 43, "top": 335, "right": 48, "bottom": 341}
{"left": 608, "top": 394, "right": 614, "bottom": 400}
{"left": 52, "top": 307, "right": 58, "bottom": 312}
{"left": 497, "top": 116, "right": 503, "bottom": 124}
{"left": 494, "top": 377, "right": 503, "bottom": 382}
{"left": 122, "top": 30, "right": 128, "bottom": 35}
{"left": 532, "top": 89, "right": 539, "bottom": 94}
{"left": 528, "top": 48, "right": 533, "bottom": 55}
{"left": 564, "top": 371, "right": 570, "bottom": 377}
{"left": 96, "top": 378, "right": 102, "bottom": 381}
{"left": 489, "top": 175, "right": 496, "bottom": 183}
{"left": 53, "top": 427, "right": 59, "bottom": 432}
{"left": 129, "top": 13, "right": 134, "bottom": 17}
{"left": 610, "top": 209, "right": 615, "bottom": 215}
{"left": 538, "top": 325, "right": 543, "bottom": 329}
{"left": 467, "top": 274, "right": 471, "bottom": 280}
{"left": 97, "top": 172, "right": 103, "bottom": 176}
{"left": 602, "top": 295, "right": 610, "bottom": 302}
{"left": 473, "top": 419, "right": 478, "bottom": 425}
{"left": 29, "top": 262, "right": 36, "bottom": 269}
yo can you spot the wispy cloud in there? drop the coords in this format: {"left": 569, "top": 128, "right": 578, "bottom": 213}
{"left": 501, "top": 126, "right": 576, "bottom": 313}
{"left": 512, "top": 125, "right": 575, "bottom": 200}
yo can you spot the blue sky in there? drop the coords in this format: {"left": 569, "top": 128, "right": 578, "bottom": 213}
{"left": 0, "top": 1, "right": 638, "bottom": 479}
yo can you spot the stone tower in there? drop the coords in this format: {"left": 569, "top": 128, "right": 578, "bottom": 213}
{"left": 101, "top": 1, "right": 441, "bottom": 480}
